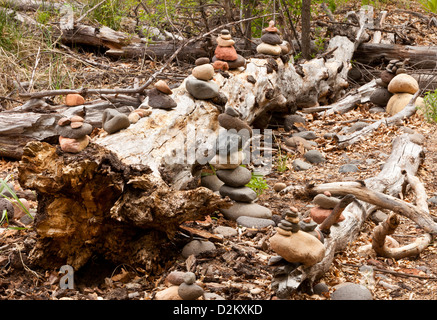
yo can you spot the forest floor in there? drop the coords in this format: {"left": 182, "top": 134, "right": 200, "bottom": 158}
{"left": 1, "top": 0, "right": 437, "bottom": 302}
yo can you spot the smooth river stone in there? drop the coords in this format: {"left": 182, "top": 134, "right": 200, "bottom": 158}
{"left": 220, "top": 202, "right": 272, "bottom": 221}
{"left": 219, "top": 185, "right": 257, "bottom": 203}
{"left": 216, "top": 166, "right": 252, "bottom": 187}
{"left": 185, "top": 77, "right": 219, "bottom": 100}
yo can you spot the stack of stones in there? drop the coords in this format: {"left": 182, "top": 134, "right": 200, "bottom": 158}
{"left": 269, "top": 209, "right": 325, "bottom": 266}
{"left": 185, "top": 59, "right": 219, "bottom": 100}
{"left": 209, "top": 107, "right": 273, "bottom": 224}
{"left": 256, "top": 20, "right": 289, "bottom": 56}
{"left": 370, "top": 59, "right": 423, "bottom": 114}
{"left": 56, "top": 115, "right": 93, "bottom": 153}
{"left": 212, "top": 29, "right": 246, "bottom": 70}
{"left": 141, "top": 79, "right": 177, "bottom": 110}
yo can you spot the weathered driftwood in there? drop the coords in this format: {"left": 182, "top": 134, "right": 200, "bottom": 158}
{"left": 280, "top": 133, "right": 435, "bottom": 291}
{"left": 354, "top": 43, "right": 437, "bottom": 69}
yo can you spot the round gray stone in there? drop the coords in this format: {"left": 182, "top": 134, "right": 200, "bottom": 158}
{"left": 219, "top": 185, "right": 257, "bottom": 203}
{"left": 212, "top": 225, "right": 238, "bottom": 238}
{"left": 201, "top": 174, "right": 224, "bottom": 192}
{"left": 236, "top": 216, "right": 275, "bottom": 229}
{"left": 185, "top": 77, "right": 219, "bottom": 100}
{"left": 339, "top": 164, "right": 359, "bottom": 173}
{"left": 178, "top": 282, "right": 204, "bottom": 300}
{"left": 102, "top": 109, "right": 130, "bottom": 134}
{"left": 313, "top": 282, "right": 329, "bottom": 295}
{"left": 216, "top": 166, "right": 252, "bottom": 188}
{"left": 284, "top": 114, "right": 306, "bottom": 132}
{"left": 146, "top": 88, "right": 177, "bottom": 110}
{"left": 331, "top": 283, "right": 373, "bottom": 300}
{"left": 292, "top": 159, "right": 312, "bottom": 171}
{"left": 261, "top": 32, "right": 282, "bottom": 45}
{"left": 220, "top": 202, "right": 272, "bottom": 220}
{"left": 370, "top": 88, "right": 393, "bottom": 106}
{"left": 181, "top": 240, "right": 216, "bottom": 258}
{"left": 304, "top": 150, "right": 326, "bottom": 164}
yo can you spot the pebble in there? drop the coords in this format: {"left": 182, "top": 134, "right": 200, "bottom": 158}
{"left": 331, "top": 283, "right": 373, "bottom": 300}
{"left": 212, "top": 225, "right": 238, "bottom": 238}
{"left": 216, "top": 37, "right": 235, "bottom": 47}
{"left": 236, "top": 216, "right": 275, "bottom": 229}
{"left": 283, "top": 114, "right": 306, "bottom": 132}
{"left": 285, "top": 136, "right": 316, "bottom": 150}
{"left": 214, "top": 46, "right": 238, "bottom": 61}
{"left": 166, "top": 271, "right": 186, "bottom": 286}
{"left": 217, "top": 113, "right": 252, "bottom": 136}
{"left": 269, "top": 230, "right": 326, "bottom": 266}
{"left": 178, "top": 273, "right": 204, "bottom": 300}
{"left": 154, "top": 286, "right": 182, "bottom": 300}
{"left": 195, "top": 57, "right": 210, "bottom": 66}
{"left": 273, "top": 182, "right": 287, "bottom": 192}
{"left": 203, "top": 292, "right": 226, "bottom": 300}
{"left": 310, "top": 206, "right": 345, "bottom": 224}
{"left": 261, "top": 32, "right": 282, "bottom": 45}
{"left": 59, "top": 135, "right": 90, "bottom": 153}
{"left": 339, "top": 164, "right": 359, "bottom": 173}
{"left": 256, "top": 42, "right": 282, "bottom": 56}
{"left": 369, "top": 106, "right": 385, "bottom": 113}
{"left": 304, "top": 150, "right": 326, "bottom": 164}
{"left": 313, "top": 194, "right": 340, "bottom": 209}
{"left": 128, "top": 112, "right": 141, "bottom": 124}
{"left": 181, "top": 240, "right": 216, "bottom": 258}
{"left": 220, "top": 202, "right": 272, "bottom": 220}
{"left": 216, "top": 166, "right": 252, "bottom": 187}
{"left": 201, "top": 174, "right": 224, "bottom": 192}
{"left": 292, "top": 159, "right": 312, "bottom": 171}
{"left": 65, "top": 93, "right": 85, "bottom": 106}
{"left": 185, "top": 77, "right": 219, "bottom": 100}
{"left": 154, "top": 80, "right": 173, "bottom": 94}
{"left": 380, "top": 70, "right": 395, "bottom": 85}
{"left": 388, "top": 73, "right": 419, "bottom": 94}
{"left": 212, "top": 60, "right": 229, "bottom": 71}
{"left": 192, "top": 63, "right": 215, "bottom": 81}
{"left": 219, "top": 185, "right": 257, "bottom": 203}
{"left": 386, "top": 93, "right": 424, "bottom": 116}
{"left": 146, "top": 88, "right": 177, "bottom": 110}
{"left": 313, "top": 282, "right": 329, "bottom": 295}
{"left": 291, "top": 131, "right": 317, "bottom": 140}
{"left": 102, "top": 109, "right": 130, "bottom": 134}
{"left": 225, "top": 55, "right": 246, "bottom": 69}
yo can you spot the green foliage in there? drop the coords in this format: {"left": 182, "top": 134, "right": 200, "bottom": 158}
{"left": 0, "top": 175, "right": 33, "bottom": 229}
{"left": 245, "top": 172, "right": 269, "bottom": 196}
{"left": 420, "top": 0, "right": 437, "bottom": 12}
{"left": 419, "top": 89, "right": 437, "bottom": 123}
{"left": 0, "top": 9, "right": 22, "bottom": 52}
{"left": 87, "top": 0, "right": 139, "bottom": 30}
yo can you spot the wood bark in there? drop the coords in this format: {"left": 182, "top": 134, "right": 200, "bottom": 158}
{"left": 354, "top": 42, "right": 437, "bottom": 69}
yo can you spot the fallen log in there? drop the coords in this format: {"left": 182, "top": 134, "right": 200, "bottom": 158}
{"left": 354, "top": 42, "right": 437, "bottom": 69}
{"left": 279, "top": 133, "right": 436, "bottom": 292}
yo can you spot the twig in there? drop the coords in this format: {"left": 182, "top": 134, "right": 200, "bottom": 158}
{"left": 76, "top": 0, "right": 106, "bottom": 24}
{"left": 341, "top": 262, "right": 437, "bottom": 280}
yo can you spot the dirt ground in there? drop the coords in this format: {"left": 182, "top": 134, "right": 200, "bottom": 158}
{"left": 1, "top": 1, "right": 437, "bottom": 302}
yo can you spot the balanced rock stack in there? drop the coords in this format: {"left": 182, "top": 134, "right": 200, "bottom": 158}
{"left": 208, "top": 107, "right": 272, "bottom": 223}
{"left": 256, "top": 20, "right": 288, "bottom": 56}
{"left": 141, "top": 79, "right": 177, "bottom": 110}
{"left": 386, "top": 73, "right": 424, "bottom": 116}
{"left": 269, "top": 210, "right": 325, "bottom": 266}
{"left": 185, "top": 59, "right": 219, "bottom": 100}
{"left": 370, "top": 59, "right": 423, "bottom": 115}
{"left": 56, "top": 115, "right": 93, "bottom": 153}
{"left": 212, "top": 29, "right": 246, "bottom": 70}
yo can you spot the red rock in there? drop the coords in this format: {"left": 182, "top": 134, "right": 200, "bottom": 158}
{"left": 59, "top": 135, "right": 89, "bottom": 153}
{"left": 58, "top": 117, "right": 71, "bottom": 126}
{"left": 154, "top": 80, "right": 172, "bottom": 94}
{"left": 65, "top": 94, "right": 85, "bottom": 106}
{"left": 212, "top": 60, "right": 229, "bottom": 71}
{"left": 70, "top": 121, "right": 83, "bottom": 129}
{"left": 214, "top": 46, "right": 238, "bottom": 61}
{"left": 310, "top": 206, "right": 345, "bottom": 224}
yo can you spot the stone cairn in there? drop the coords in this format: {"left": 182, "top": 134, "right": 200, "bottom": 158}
{"left": 56, "top": 115, "right": 93, "bottom": 153}
{"left": 370, "top": 59, "right": 423, "bottom": 115}
{"left": 256, "top": 20, "right": 290, "bottom": 56}
{"left": 212, "top": 29, "right": 246, "bottom": 70}
{"left": 185, "top": 59, "right": 219, "bottom": 100}
{"left": 269, "top": 209, "right": 325, "bottom": 267}
{"left": 141, "top": 79, "right": 177, "bottom": 110}
{"left": 208, "top": 107, "right": 273, "bottom": 224}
